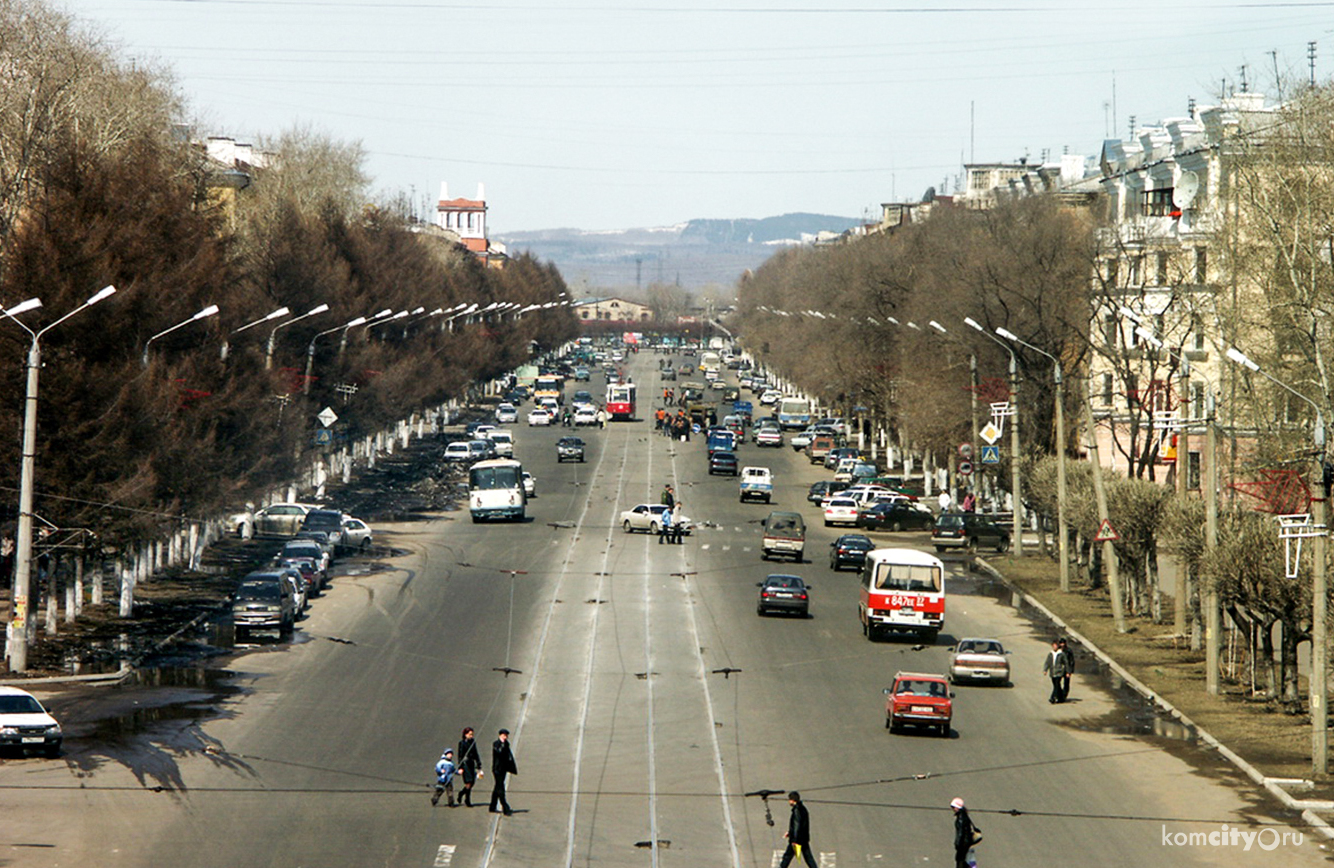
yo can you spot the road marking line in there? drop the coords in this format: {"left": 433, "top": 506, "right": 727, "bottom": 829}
{"left": 819, "top": 852, "right": 836, "bottom": 867}
{"left": 701, "top": 543, "right": 711, "bottom": 550}
{"left": 433, "top": 843, "right": 455, "bottom": 867}
{"left": 722, "top": 545, "right": 731, "bottom": 551}
{"left": 770, "top": 850, "right": 784, "bottom": 868}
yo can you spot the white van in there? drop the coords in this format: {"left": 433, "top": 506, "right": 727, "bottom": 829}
{"left": 487, "top": 430, "right": 514, "bottom": 457}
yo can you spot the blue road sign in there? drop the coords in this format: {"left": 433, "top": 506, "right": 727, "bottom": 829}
{"left": 980, "top": 444, "right": 1001, "bottom": 464}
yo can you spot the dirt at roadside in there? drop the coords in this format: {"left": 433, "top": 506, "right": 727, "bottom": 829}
{"left": 1, "top": 426, "right": 476, "bottom": 679}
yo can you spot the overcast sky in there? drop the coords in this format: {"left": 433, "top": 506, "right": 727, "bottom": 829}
{"left": 73, "top": 0, "right": 1334, "bottom": 233}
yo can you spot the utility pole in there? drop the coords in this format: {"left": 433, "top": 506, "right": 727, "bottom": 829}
{"left": 1085, "top": 380, "right": 1126, "bottom": 633}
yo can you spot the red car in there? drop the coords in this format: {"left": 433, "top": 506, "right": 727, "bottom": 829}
{"left": 885, "top": 671, "right": 953, "bottom": 736}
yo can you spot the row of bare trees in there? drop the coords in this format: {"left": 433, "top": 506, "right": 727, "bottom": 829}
{"left": 0, "top": 1, "right": 577, "bottom": 550}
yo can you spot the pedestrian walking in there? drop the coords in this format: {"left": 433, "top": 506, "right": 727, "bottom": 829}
{"left": 1042, "top": 637, "right": 1074, "bottom": 703}
{"left": 489, "top": 728, "right": 518, "bottom": 815}
{"left": 779, "top": 791, "right": 818, "bottom": 868}
{"left": 597, "top": 408, "right": 607, "bottom": 429}
{"left": 659, "top": 506, "right": 674, "bottom": 544}
{"left": 670, "top": 502, "right": 684, "bottom": 544}
{"left": 661, "top": 484, "right": 675, "bottom": 509}
{"left": 961, "top": 490, "right": 976, "bottom": 513}
{"left": 456, "top": 727, "right": 483, "bottom": 807}
{"left": 951, "top": 797, "right": 981, "bottom": 868}
{"left": 938, "top": 490, "right": 953, "bottom": 513}
{"left": 431, "top": 748, "right": 457, "bottom": 807}
{"left": 1058, "top": 637, "right": 1075, "bottom": 702}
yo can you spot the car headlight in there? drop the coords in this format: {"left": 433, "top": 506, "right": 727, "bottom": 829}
{"left": 45, "top": 724, "right": 61, "bottom": 735}
{"left": 0, "top": 725, "right": 18, "bottom": 736}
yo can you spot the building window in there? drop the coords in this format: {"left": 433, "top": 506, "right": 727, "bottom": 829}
{"left": 1143, "top": 188, "right": 1175, "bottom": 217}
{"left": 1187, "top": 450, "right": 1201, "bottom": 491}
{"left": 1102, "top": 373, "right": 1114, "bottom": 406}
{"left": 1156, "top": 253, "right": 1170, "bottom": 286}
{"left": 1103, "top": 313, "right": 1117, "bottom": 348}
{"left": 1194, "top": 247, "right": 1208, "bottom": 283}
{"left": 1129, "top": 255, "right": 1143, "bottom": 286}
{"left": 1191, "top": 314, "right": 1205, "bottom": 351}
{"left": 1126, "top": 374, "right": 1139, "bottom": 408}
{"left": 1190, "top": 381, "right": 1205, "bottom": 419}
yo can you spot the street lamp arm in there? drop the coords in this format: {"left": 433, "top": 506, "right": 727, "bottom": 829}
{"left": 1227, "top": 346, "right": 1324, "bottom": 447}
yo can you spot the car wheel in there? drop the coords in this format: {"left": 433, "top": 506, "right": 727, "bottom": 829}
{"left": 890, "top": 521, "right": 902, "bottom": 533}
{"left": 966, "top": 537, "right": 978, "bottom": 553}
{"left": 922, "top": 629, "right": 939, "bottom": 645}
{"left": 649, "top": 521, "right": 659, "bottom": 534}
{"left": 757, "top": 606, "right": 765, "bottom": 616}
{"left": 885, "top": 716, "right": 892, "bottom": 730}
{"left": 43, "top": 742, "right": 62, "bottom": 758}
{"left": 940, "top": 723, "right": 951, "bottom": 738}
{"left": 623, "top": 520, "right": 633, "bottom": 533}
{"left": 996, "top": 537, "right": 1010, "bottom": 553}
{"left": 934, "top": 545, "right": 947, "bottom": 553}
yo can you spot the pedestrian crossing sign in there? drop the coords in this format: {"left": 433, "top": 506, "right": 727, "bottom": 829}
{"left": 980, "top": 444, "right": 1001, "bottom": 464}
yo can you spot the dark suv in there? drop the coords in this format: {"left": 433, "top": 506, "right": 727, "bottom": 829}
{"left": 300, "top": 509, "right": 347, "bottom": 551}
{"left": 931, "top": 513, "right": 1010, "bottom": 553}
{"left": 556, "top": 436, "right": 586, "bottom": 462}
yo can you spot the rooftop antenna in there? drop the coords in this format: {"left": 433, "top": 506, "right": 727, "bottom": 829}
{"left": 1270, "top": 49, "right": 1283, "bottom": 101}
{"left": 1128, "top": 115, "right": 1136, "bottom": 138}
{"left": 970, "top": 100, "right": 975, "bottom": 164}
{"left": 1239, "top": 64, "right": 1249, "bottom": 93}
{"left": 1309, "top": 41, "right": 1318, "bottom": 89}
{"left": 1188, "top": 96, "right": 1196, "bottom": 117}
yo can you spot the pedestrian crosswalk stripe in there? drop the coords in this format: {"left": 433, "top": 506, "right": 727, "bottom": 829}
{"left": 433, "top": 844, "right": 455, "bottom": 867}
{"left": 819, "top": 852, "right": 836, "bottom": 867}
{"left": 701, "top": 543, "right": 711, "bottom": 550}
{"left": 769, "top": 849, "right": 835, "bottom": 866}
{"left": 722, "top": 545, "right": 731, "bottom": 551}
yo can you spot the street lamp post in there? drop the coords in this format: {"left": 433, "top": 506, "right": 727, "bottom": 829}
{"left": 222, "top": 306, "right": 289, "bottom": 361}
{"left": 965, "top": 317, "right": 1025, "bottom": 554}
{"left": 3, "top": 286, "right": 116, "bottom": 673}
{"left": 265, "top": 303, "right": 330, "bottom": 371}
{"left": 997, "top": 327, "right": 1069, "bottom": 590}
{"left": 142, "top": 304, "right": 219, "bottom": 367}
{"left": 929, "top": 320, "right": 980, "bottom": 512}
{"left": 1136, "top": 326, "right": 1222, "bottom": 692}
{"left": 1227, "top": 346, "right": 1328, "bottom": 776}
{"left": 306, "top": 317, "right": 369, "bottom": 395}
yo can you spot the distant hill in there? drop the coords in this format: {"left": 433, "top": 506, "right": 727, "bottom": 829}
{"left": 496, "top": 213, "right": 863, "bottom": 291}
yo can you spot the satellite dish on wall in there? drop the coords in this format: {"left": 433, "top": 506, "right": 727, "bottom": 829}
{"left": 1173, "top": 171, "right": 1200, "bottom": 210}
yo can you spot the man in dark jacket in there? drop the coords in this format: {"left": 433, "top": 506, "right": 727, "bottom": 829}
{"left": 951, "top": 796, "right": 979, "bottom": 868}
{"left": 1042, "top": 637, "right": 1075, "bottom": 703}
{"left": 489, "top": 728, "right": 518, "bottom": 815}
{"left": 779, "top": 791, "right": 818, "bottom": 868}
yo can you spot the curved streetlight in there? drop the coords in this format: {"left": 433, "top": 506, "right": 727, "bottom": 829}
{"left": 4, "top": 285, "right": 116, "bottom": 672}
{"left": 221, "top": 306, "right": 289, "bottom": 361}
{"left": 307, "top": 316, "right": 368, "bottom": 394}
{"left": 142, "top": 304, "right": 219, "bottom": 367}
{"left": 1227, "top": 345, "right": 1329, "bottom": 774}
{"left": 964, "top": 316, "right": 1025, "bottom": 556}
{"left": 340, "top": 308, "right": 393, "bottom": 355}
{"left": 996, "top": 326, "right": 1069, "bottom": 589}
{"left": 265, "top": 303, "right": 329, "bottom": 371}
{"left": 929, "top": 320, "right": 982, "bottom": 513}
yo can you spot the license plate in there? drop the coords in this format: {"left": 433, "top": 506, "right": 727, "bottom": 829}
{"left": 900, "top": 605, "right": 914, "bottom": 614}
{"left": 911, "top": 706, "right": 933, "bottom": 714}
{"left": 775, "top": 593, "right": 793, "bottom": 598}
{"left": 21, "top": 737, "right": 43, "bottom": 744}
{"left": 973, "top": 670, "right": 990, "bottom": 678}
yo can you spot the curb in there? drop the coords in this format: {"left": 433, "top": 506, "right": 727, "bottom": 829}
{"left": 974, "top": 555, "right": 1334, "bottom": 841}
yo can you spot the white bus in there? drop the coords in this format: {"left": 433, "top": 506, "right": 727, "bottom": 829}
{"left": 700, "top": 351, "right": 722, "bottom": 375}
{"left": 777, "top": 396, "right": 812, "bottom": 430}
{"left": 468, "top": 458, "right": 526, "bottom": 522}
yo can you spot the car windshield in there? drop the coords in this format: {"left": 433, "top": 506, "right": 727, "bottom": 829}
{"left": 0, "top": 694, "right": 45, "bottom": 714}
{"left": 872, "top": 563, "right": 942, "bottom": 593}
{"left": 897, "top": 679, "right": 946, "bottom": 697}
{"left": 284, "top": 544, "right": 321, "bottom": 558}
{"left": 936, "top": 515, "right": 965, "bottom": 529}
{"left": 303, "top": 512, "right": 341, "bottom": 530}
{"left": 959, "top": 640, "right": 1002, "bottom": 655}
{"left": 765, "top": 576, "right": 803, "bottom": 589}
{"left": 237, "top": 581, "right": 279, "bottom": 600}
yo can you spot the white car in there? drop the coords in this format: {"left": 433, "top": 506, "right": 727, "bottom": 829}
{"left": 759, "top": 389, "right": 781, "bottom": 406}
{"left": 755, "top": 427, "right": 784, "bottom": 447}
{"left": 0, "top": 686, "right": 62, "bottom": 757}
{"left": 528, "top": 408, "right": 553, "bottom": 426}
{"left": 444, "top": 441, "right": 473, "bottom": 462}
{"left": 231, "top": 502, "right": 321, "bottom": 538}
{"left": 522, "top": 472, "right": 536, "bottom": 497}
{"left": 473, "top": 424, "right": 496, "bottom": 439}
{"left": 495, "top": 403, "right": 518, "bottom": 424}
{"left": 619, "top": 503, "right": 693, "bottom": 535}
{"left": 573, "top": 406, "right": 598, "bottom": 426}
{"left": 340, "top": 516, "right": 373, "bottom": 551}
{"left": 823, "top": 497, "right": 861, "bottom": 527}
{"left": 790, "top": 427, "right": 818, "bottom": 450}
{"left": 487, "top": 430, "right": 514, "bottom": 457}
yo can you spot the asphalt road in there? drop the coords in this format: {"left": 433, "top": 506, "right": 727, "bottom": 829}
{"left": 1, "top": 353, "right": 1328, "bottom": 867}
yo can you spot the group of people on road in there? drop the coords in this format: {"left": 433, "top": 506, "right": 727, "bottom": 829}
{"left": 776, "top": 791, "right": 981, "bottom": 868}
{"left": 432, "top": 726, "right": 518, "bottom": 815}
{"left": 659, "top": 484, "right": 684, "bottom": 544}
{"left": 655, "top": 407, "right": 694, "bottom": 441}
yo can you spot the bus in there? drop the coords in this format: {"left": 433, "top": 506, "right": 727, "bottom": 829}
{"left": 468, "top": 458, "right": 527, "bottom": 522}
{"left": 606, "top": 382, "right": 637, "bottom": 420}
{"left": 777, "top": 396, "right": 812, "bottom": 430}
{"left": 700, "top": 351, "right": 722, "bottom": 376}
{"left": 534, "top": 375, "right": 563, "bottom": 405}
{"left": 858, "top": 548, "right": 946, "bottom": 643}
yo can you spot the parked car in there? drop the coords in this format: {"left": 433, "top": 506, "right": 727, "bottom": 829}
{"left": 487, "top": 430, "right": 515, "bottom": 457}
{"left": 495, "top": 403, "right": 519, "bottom": 424}
{"left": 232, "top": 570, "right": 299, "bottom": 635}
{"left": 825, "top": 447, "right": 860, "bottom": 470}
{"left": 0, "top": 686, "right": 62, "bottom": 757}
{"left": 885, "top": 671, "right": 953, "bottom": 736}
{"left": 790, "top": 426, "right": 818, "bottom": 451}
{"left": 340, "top": 516, "right": 373, "bottom": 551}
{"left": 761, "top": 511, "right": 806, "bottom": 562}
{"left": 281, "top": 540, "right": 330, "bottom": 587}
{"left": 231, "top": 502, "right": 320, "bottom": 538}
{"left": 708, "top": 451, "right": 739, "bottom": 476}
{"left": 756, "top": 574, "right": 811, "bottom": 617}
{"left": 293, "top": 530, "right": 335, "bottom": 563}
{"left": 858, "top": 501, "right": 936, "bottom": 532}
{"left": 806, "top": 435, "right": 836, "bottom": 464}
{"left": 556, "top": 436, "right": 586, "bottom": 462}
{"left": 444, "top": 441, "right": 473, "bottom": 463}
{"left": 276, "top": 558, "right": 314, "bottom": 610}
{"left": 823, "top": 497, "right": 861, "bottom": 527}
{"left": 932, "top": 513, "right": 1011, "bottom": 553}
{"left": 949, "top": 638, "right": 1011, "bottom": 685}
{"left": 807, "top": 480, "right": 850, "bottom": 504}
{"left": 300, "top": 509, "right": 348, "bottom": 551}
{"left": 829, "top": 534, "right": 874, "bottom": 571}
{"left": 620, "top": 503, "right": 693, "bottom": 535}
{"left": 528, "top": 408, "right": 553, "bottom": 426}
{"left": 759, "top": 389, "right": 781, "bottom": 405}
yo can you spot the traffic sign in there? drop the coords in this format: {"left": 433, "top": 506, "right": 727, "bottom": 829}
{"left": 1095, "top": 518, "right": 1120, "bottom": 542}
{"left": 980, "top": 444, "right": 1001, "bottom": 464}
{"left": 980, "top": 422, "right": 1002, "bottom": 444}
{"left": 959, "top": 443, "right": 973, "bottom": 459}
{"left": 317, "top": 406, "right": 338, "bottom": 427}
{"left": 958, "top": 461, "right": 973, "bottom": 476}
{"left": 313, "top": 428, "right": 333, "bottom": 445}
